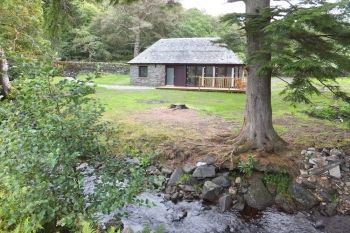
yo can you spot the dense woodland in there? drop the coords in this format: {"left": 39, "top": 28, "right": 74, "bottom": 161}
{"left": 0, "top": 0, "right": 350, "bottom": 232}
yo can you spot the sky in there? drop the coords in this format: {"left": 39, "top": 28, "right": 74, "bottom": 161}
{"left": 178, "top": 0, "right": 246, "bottom": 16}
{"left": 178, "top": 0, "right": 294, "bottom": 16}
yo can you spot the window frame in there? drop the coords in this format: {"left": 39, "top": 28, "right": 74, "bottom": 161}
{"left": 139, "top": 66, "right": 148, "bottom": 77}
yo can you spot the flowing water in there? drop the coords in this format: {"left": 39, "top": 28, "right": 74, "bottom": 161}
{"left": 121, "top": 192, "right": 327, "bottom": 233}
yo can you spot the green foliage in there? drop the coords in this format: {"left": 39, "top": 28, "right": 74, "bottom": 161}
{"left": 170, "top": 9, "right": 217, "bottom": 37}
{"left": 178, "top": 174, "right": 191, "bottom": 185}
{"left": 262, "top": 172, "right": 291, "bottom": 194}
{"left": 306, "top": 104, "right": 350, "bottom": 126}
{"left": 238, "top": 154, "right": 256, "bottom": 177}
{"left": 0, "top": 66, "right": 145, "bottom": 231}
{"left": 80, "top": 219, "right": 97, "bottom": 233}
{"left": 0, "top": 0, "right": 49, "bottom": 55}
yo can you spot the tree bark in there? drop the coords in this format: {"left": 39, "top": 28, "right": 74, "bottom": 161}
{"left": 133, "top": 25, "right": 141, "bottom": 57}
{"left": 0, "top": 48, "right": 11, "bottom": 98}
{"left": 232, "top": 0, "right": 286, "bottom": 153}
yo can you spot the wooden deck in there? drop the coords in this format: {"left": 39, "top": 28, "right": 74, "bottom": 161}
{"left": 156, "top": 86, "right": 246, "bottom": 93}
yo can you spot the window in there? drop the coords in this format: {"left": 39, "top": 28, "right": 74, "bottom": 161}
{"left": 139, "top": 66, "right": 148, "bottom": 77}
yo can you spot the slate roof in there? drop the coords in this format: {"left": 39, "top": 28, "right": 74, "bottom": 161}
{"left": 128, "top": 38, "right": 243, "bottom": 65}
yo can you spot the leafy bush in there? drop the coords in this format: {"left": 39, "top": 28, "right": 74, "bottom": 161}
{"left": 0, "top": 68, "right": 144, "bottom": 231}
{"left": 238, "top": 154, "right": 256, "bottom": 177}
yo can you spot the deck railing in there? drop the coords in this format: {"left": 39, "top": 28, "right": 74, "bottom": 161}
{"left": 197, "top": 76, "right": 247, "bottom": 90}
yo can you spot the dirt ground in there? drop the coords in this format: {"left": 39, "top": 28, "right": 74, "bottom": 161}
{"left": 129, "top": 107, "right": 350, "bottom": 173}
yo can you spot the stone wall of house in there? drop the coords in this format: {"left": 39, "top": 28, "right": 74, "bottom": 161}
{"left": 130, "top": 64, "right": 165, "bottom": 86}
{"left": 55, "top": 61, "right": 129, "bottom": 77}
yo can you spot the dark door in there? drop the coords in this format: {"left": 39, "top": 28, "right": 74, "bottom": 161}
{"left": 166, "top": 65, "right": 186, "bottom": 86}
{"left": 174, "top": 65, "right": 186, "bottom": 86}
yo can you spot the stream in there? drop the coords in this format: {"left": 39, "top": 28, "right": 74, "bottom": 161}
{"left": 121, "top": 192, "right": 326, "bottom": 233}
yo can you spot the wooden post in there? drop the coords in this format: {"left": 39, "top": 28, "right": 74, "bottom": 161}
{"left": 212, "top": 66, "right": 215, "bottom": 87}
{"left": 232, "top": 67, "right": 235, "bottom": 88}
{"left": 201, "top": 66, "right": 205, "bottom": 87}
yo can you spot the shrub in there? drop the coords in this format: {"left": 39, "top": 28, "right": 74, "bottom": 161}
{"left": 0, "top": 67, "right": 144, "bottom": 231}
{"left": 238, "top": 154, "right": 256, "bottom": 177}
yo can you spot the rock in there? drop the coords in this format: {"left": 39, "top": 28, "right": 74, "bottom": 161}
{"left": 183, "top": 164, "right": 195, "bottom": 173}
{"left": 346, "top": 182, "right": 350, "bottom": 187}
{"left": 330, "top": 148, "right": 343, "bottom": 157}
{"left": 244, "top": 175, "right": 273, "bottom": 210}
{"left": 146, "top": 166, "right": 160, "bottom": 175}
{"left": 235, "top": 177, "right": 242, "bottom": 184}
{"left": 122, "top": 226, "right": 134, "bottom": 233}
{"left": 161, "top": 167, "right": 173, "bottom": 175}
{"left": 196, "top": 162, "right": 207, "bottom": 167}
{"left": 288, "top": 182, "right": 319, "bottom": 210}
{"left": 329, "top": 165, "right": 341, "bottom": 179}
{"left": 306, "top": 151, "right": 315, "bottom": 156}
{"left": 219, "top": 194, "right": 232, "bottom": 212}
{"left": 307, "top": 176, "right": 317, "bottom": 183}
{"left": 300, "top": 169, "right": 308, "bottom": 177}
{"left": 229, "top": 187, "right": 237, "bottom": 196}
{"left": 321, "top": 148, "right": 330, "bottom": 156}
{"left": 172, "top": 209, "right": 187, "bottom": 221}
{"left": 275, "top": 193, "right": 297, "bottom": 214}
{"left": 165, "top": 185, "right": 177, "bottom": 194}
{"left": 179, "top": 185, "right": 195, "bottom": 192}
{"left": 308, "top": 147, "right": 316, "bottom": 151}
{"left": 168, "top": 168, "right": 184, "bottom": 186}
{"left": 193, "top": 165, "right": 216, "bottom": 179}
{"left": 202, "top": 181, "right": 222, "bottom": 202}
{"left": 309, "top": 157, "right": 328, "bottom": 167}
{"left": 266, "top": 183, "right": 277, "bottom": 195}
{"left": 325, "top": 203, "right": 338, "bottom": 216}
{"left": 212, "top": 176, "right": 230, "bottom": 188}
{"left": 152, "top": 175, "right": 166, "bottom": 187}
{"left": 326, "top": 155, "right": 341, "bottom": 162}
{"left": 232, "top": 196, "right": 245, "bottom": 211}
{"left": 301, "top": 150, "right": 307, "bottom": 155}
{"left": 124, "top": 157, "right": 140, "bottom": 166}
{"left": 315, "top": 220, "right": 325, "bottom": 230}
{"left": 201, "top": 155, "right": 216, "bottom": 165}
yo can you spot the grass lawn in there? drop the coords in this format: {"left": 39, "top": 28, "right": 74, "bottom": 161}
{"left": 93, "top": 75, "right": 350, "bottom": 150}
{"left": 78, "top": 74, "right": 131, "bottom": 85}
{"left": 96, "top": 76, "right": 349, "bottom": 124}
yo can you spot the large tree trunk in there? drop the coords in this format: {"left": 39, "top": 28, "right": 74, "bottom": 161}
{"left": 0, "top": 48, "right": 11, "bottom": 98}
{"left": 133, "top": 25, "right": 141, "bottom": 57}
{"left": 232, "top": 0, "right": 286, "bottom": 153}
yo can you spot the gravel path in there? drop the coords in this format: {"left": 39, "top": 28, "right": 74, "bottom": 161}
{"left": 97, "top": 84, "right": 154, "bottom": 90}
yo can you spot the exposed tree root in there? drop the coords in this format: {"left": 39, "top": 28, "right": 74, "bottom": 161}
{"left": 230, "top": 127, "right": 288, "bottom": 155}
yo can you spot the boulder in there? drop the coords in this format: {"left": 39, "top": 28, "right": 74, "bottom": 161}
{"left": 183, "top": 164, "right": 196, "bottom": 173}
{"left": 275, "top": 193, "right": 297, "bottom": 213}
{"left": 219, "top": 194, "right": 232, "bottom": 212}
{"left": 288, "top": 182, "right": 319, "bottom": 210}
{"left": 193, "top": 165, "right": 216, "bottom": 179}
{"left": 243, "top": 175, "right": 273, "bottom": 210}
{"left": 232, "top": 196, "right": 245, "bottom": 211}
{"left": 212, "top": 176, "right": 230, "bottom": 188}
{"left": 330, "top": 148, "right": 343, "bottom": 157}
{"left": 202, "top": 181, "right": 222, "bottom": 202}
{"left": 325, "top": 203, "right": 338, "bottom": 217}
{"left": 168, "top": 168, "right": 183, "bottom": 186}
